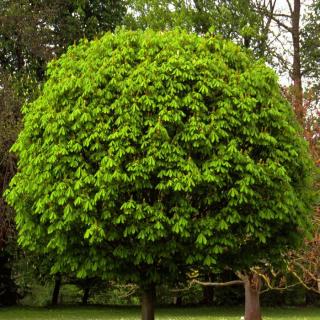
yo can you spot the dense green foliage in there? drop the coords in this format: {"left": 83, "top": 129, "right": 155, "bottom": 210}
{"left": 5, "top": 29, "right": 314, "bottom": 288}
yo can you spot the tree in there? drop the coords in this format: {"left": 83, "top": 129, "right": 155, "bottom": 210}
{"left": 0, "top": 0, "right": 127, "bottom": 76}
{"left": 302, "top": 0, "right": 320, "bottom": 81}
{"left": 126, "top": 0, "right": 270, "bottom": 58}
{"left": 0, "top": 0, "right": 127, "bottom": 304}
{"left": 250, "top": 0, "right": 304, "bottom": 128}
{"left": 301, "top": 0, "right": 320, "bottom": 108}
{"left": 0, "top": 72, "right": 24, "bottom": 305}
{"left": 5, "top": 29, "right": 314, "bottom": 320}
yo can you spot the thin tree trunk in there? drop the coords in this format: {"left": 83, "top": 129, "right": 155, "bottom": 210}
{"left": 202, "top": 273, "right": 214, "bottom": 305}
{"left": 82, "top": 287, "right": 90, "bottom": 305}
{"left": 51, "top": 274, "right": 61, "bottom": 306}
{"left": 173, "top": 296, "right": 182, "bottom": 306}
{"left": 244, "top": 273, "right": 262, "bottom": 320}
{"left": 291, "top": 0, "right": 304, "bottom": 125}
{"left": 141, "top": 284, "right": 156, "bottom": 320}
{"left": 202, "top": 286, "right": 214, "bottom": 305}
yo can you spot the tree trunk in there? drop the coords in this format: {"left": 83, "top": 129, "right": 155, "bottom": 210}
{"left": 173, "top": 296, "right": 182, "bottom": 306}
{"left": 51, "top": 274, "right": 61, "bottom": 306}
{"left": 291, "top": 0, "right": 304, "bottom": 125}
{"left": 201, "top": 273, "right": 214, "bottom": 305}
{"left": 244, "top": 274, "right": 262, "bottom": 320}
{"left": 202, "top": 285, "right": 214, "bottom": 305}
{"left": 141, "top": 284, "right": 156, "bottom": 320}
{"left": 305, "top": 289, "right": 319, "bottom": 305}
{"left": 82, "top": 287, "right": 90, "bottom": 305}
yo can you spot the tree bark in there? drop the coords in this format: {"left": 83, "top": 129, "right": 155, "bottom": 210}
{"left": 291, "top": 0, "right": 304, "bottom": 125}
{"left": 82, "top": 287, "right": 90, "bottom": 305}
{"left": 201, "top": 273, "right": 214, "bottom": 305}
{"left": 202, "top": 285, "right": 214, "bottom": 305}
{"left": 141, "top": 284, "right": 156, "bottom": 320}
{"left": 244, "top": 274, "right": 262, "bottom": 320}
{"left": 51, "top": 274, "right": 62, "bottom": 306}
{"left": 173, "top": 296, "right": 182, "bottom": 306}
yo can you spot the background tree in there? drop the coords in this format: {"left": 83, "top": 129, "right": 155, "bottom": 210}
{"left": 6, "top": 29, "right": 315, "bottom": 320}
{"left": 0, "top": 73, "right": 25, "bottom": 305}
{"left": 251, "top": 0, "right": 305, "bottom": 127}
{"left": 0, "top": 0, "right": 127, "bottom": 305}
{"left": 301, "top": 0, "right": 320, "bottom": 129}
{"left": 301, "top": 0, "right": 320, "bottom": 89}
{"left": 125, "top": 0, "right": 271, "bottom": 58}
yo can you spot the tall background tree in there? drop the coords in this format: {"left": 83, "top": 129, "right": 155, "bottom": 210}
{"left": 0, "top": 0, "right": 126, "bottom": 305}
{"left": 301, "top": 0, "right": 320, "bottom": 95}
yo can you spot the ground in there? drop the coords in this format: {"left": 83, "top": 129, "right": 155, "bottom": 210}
{"left": 0, "top": 306, "right": 319, "bottom": 320}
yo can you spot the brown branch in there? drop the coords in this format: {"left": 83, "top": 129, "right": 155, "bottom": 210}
{"left": 271, "top": 16, "right": 292, "bottom": 32}
{"left": 190, "top": 279, "right": 244, "bottom": 287}
{"left": 118, "top": 286, "right": 138, "bottom": 298}
{"left": 272, "top": 13, "right": 292, "bottom": 18}
{"left": 265, "top": 0, "right": 277, "bottom": 29}
{"left": 170, "top": 278, "right": 244, "bottom": 293}
{"left": 291, "top": 260, "right": 319, "bottom": 282}
{"left": 286, "top": 0, "right": 294, "bottom": 15}
{"left": 253, "top": 2, "right": 292, "bottom": 32}
{"left": 260, "top": 282, "right": 301, "bottom": 294}
{"left": 250, "top": 267, "right": 300, "bottom": 293}
{"left": 289, "top": 268, "right": 320, "bottom": 293}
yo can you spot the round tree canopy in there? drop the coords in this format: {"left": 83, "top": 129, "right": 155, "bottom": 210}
{"left": 6, "top": 29, "right": 314, "bottom": 284}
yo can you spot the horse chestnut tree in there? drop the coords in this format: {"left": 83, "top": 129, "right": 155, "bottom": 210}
{"left": 6, "top": 29, "right": 314, "bottom": 319}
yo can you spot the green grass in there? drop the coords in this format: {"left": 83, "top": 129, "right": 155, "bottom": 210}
{"left": 0, "top": 306, "right": 319, "bottom": 320}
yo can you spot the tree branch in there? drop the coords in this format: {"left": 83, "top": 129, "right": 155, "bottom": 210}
{"left": 286, "top": 0, "right": 294, "bottom": 15}
{"left": 260, "top": 282, "right": 301, "bottom": 294}
{"left": 272, "top": 13, "right": 292, "bottom": 18}
{"left": 270, "top": 16, "right": 292, "bottom": 32}
{"left": 190, "top": 279, "right": 244, "bottom": 287}
{"left": 170, "top": 278, "right": 244, "bottom": 293}
{"left": 252, "top": 2, "right": 292, "bottom": 32}
{"left": 289, "top": 268, "right": 320, "bottom": 293}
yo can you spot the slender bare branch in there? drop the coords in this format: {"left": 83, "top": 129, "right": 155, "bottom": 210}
{"left": 170, "top": 277, "right": 244, "bottom": 293}
{"left": 260, "top": 282, "right": 301, "bottom": 294}
{"left": 272, "top": 13, "right": 292, "bottom": 18}
{"left": 252, "top": 3, "right": 292, "bottom": 32}
{"left": 286, "top": 0, "right": 294, "bottom": 15}
{"left": 271, "top": 16, "right": 292, "bottom": 32}
{"left": 289, "top": 268, "right": 320, "bottom": 293}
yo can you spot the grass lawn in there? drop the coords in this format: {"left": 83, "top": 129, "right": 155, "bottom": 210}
{"left": 0, "top": 306, "right": 320, "bottom": 320}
